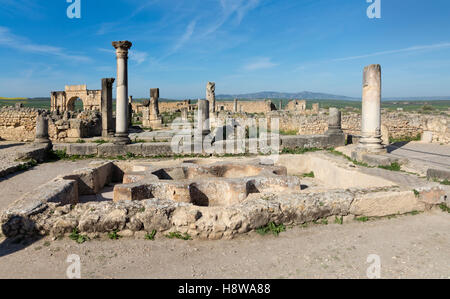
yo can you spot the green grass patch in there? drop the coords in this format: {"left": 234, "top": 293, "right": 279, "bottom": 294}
{"left": 439, "top": 203, "right": 450, "bottom": 213}
{"left": 108, "top": 230, "right": 121, "bottom": 240}
{"left": 302, "top": 171, "right": 315, "bottom": 178}
{"left": 355, "top": 216, "right": 370, "bottom": 222}
{"left": 440, "top": 179, "right": 450, "bottom": 186}
{"left": 378, "top": 162, "right": 401, "bottom": 172}
{"left": 69, "top": 228, "right": 90, "bottom": 244}
{"left": 279, "top": 129, "right": 298, "bottom": 136}
{"left": 17, "top": 159, "right": 37, "bottom": 171}
{"left": 145, "top": 230, "right": 157, "bottom": 241}
{"left": 165, "top": 232, "right": 192, "bottom": 240}
{"left": 334, "top": 216, "right": 343, "bottom": 225}
{"left": 389, "top": 133, "right": 421, "bottom": 144}
{"left": 256, "top": 222, "right": 286, "bottom": 236}
{"left": 281, "top": 147, "right": 322, "bottom": 155}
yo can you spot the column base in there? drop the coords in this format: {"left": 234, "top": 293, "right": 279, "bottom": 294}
{"left": 113, "top": 134, "right": 131, "bottom": 145}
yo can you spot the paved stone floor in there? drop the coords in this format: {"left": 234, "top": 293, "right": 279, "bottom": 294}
{"left": 387, "top": 142, "right": 450, "bottom": 174}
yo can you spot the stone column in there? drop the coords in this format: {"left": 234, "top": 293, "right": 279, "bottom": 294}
{"left": 112, "top": 40, "right": 132, "bottom": 144}
{"left": 101, "top": 78, "right": 115, "bottom": 138}
{"left": 197, "top": 99, "right": 210, "bottom": 136}
{"left": 358, "top": 64, "right": 384, "bottom": 152}
{"left": 326, "top": 108, "right": 343, "bottom": 135}
{"left": 150, "top": 88, "right": 160, "bottom": 117}
{"left": 233, "top": 98, "right": 238, "bottom": 113}
{"left": 35, "top": 113, "right": 51, "bottom": 144}
{"left": 181, "top": 108, "right": 188, "bottom": 122}
{"left": 128, "top": 96, "right": 133, "bottom": 127}
{"left": 206, "top": 82, "right": 216, "bottom": 113}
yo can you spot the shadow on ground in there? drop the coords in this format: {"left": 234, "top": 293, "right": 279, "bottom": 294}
{"left": 0, "top": 235, "right": 43, "bottom": 258}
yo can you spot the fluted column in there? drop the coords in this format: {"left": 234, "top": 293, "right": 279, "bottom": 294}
{"left": 112, "top": 40, "right": 132, "bottom": 144}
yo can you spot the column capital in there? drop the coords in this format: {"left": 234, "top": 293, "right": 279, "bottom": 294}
{"left": 112, "top": 41, "right": 133, "bottom": 59}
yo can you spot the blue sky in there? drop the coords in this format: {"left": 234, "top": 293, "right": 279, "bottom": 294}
{"left": 0, "top": 0, "right": 449, "bottom": 99}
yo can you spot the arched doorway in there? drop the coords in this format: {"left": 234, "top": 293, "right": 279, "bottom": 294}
{"left": 67, "top": 97, "right": 84, "bottom": 112}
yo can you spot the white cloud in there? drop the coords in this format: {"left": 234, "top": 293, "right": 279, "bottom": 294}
{"left": 243, "top": 57, "right": 278, "bottom": 71}
{"left": 332, "top": 42, "right": 450, "bottom": 62}
{"left": 0, "top": 26, "right": 91, "bottom": 62}
{"left": 130, "top": 50, "right": 148, "bottom": 64}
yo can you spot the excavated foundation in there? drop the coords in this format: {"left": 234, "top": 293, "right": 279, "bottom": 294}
{"left": 1, "top": 153, "right": 446, "bottom": 240}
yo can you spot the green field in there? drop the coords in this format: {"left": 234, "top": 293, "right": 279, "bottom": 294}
{"left": 1, "top": 97, "right": 449, "bottom": 114}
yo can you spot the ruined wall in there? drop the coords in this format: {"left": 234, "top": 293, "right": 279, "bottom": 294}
{"left": 270, "top": 111, "right": 449, "bottom": 143}
{"left": 0, "top": 107, "right": 102, "bottom": 142}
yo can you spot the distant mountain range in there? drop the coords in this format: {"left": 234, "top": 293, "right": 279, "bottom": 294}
{"left": 216, "top": 91, "right": 450, "bottom": 101}
{"left": 216, "top": 91, "right": 357, "bottom": 100}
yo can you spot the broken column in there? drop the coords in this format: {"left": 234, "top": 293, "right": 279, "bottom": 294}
{"left": 233, "top": 98, "right": 238, "bottom": 113}
{"left": 101, "top": 78, "right": 115, "bottom": 138}
{"left": 35, "top": 113, "right": 51, "bottom": 144}
{"left": 358, "top": 64, "right": 384, "bottom": 152}
{"left": 181, "top": 108, "right": 188, "bottom": 122}
{"left": 206, "top": 82, "right": 216, "bottom": 113}
{"left": 128, "top": 96, "right": 133, "bottom": 127}
{"left": 197, "top": 99, "right": 210, "bottom": 136}
{"left": 326, "top": 108, "right": 343, "bottom": 135}
{"left": 148, "top": 88, "right": 162, "bottom": 128}
{"left": 112, "top": 40, "right": 132, "bottom": 145}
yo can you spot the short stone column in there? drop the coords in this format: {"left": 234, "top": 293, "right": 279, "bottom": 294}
{"left": 112, "top": 40, "right": 132, "bottom": 144}
{"left": 35, "top": 113, "right": 51, "bottom": 144}
{"left": 358, "top": 64, "right": 384, "bottom": 152}
{"left": 128, "top": 96, "right": 133, "bottom": 127}
{"left": 197, "top": 99, "right": 210, "bottom": 136}
{"left": 181, "top": 108, "right": 188, "bottom": 122}
{"left": 101, "top": 78, "right": 115, "bottom": 138}
{"left": 206, "top": 82, "right": 216, "bottom": 113}
{"left": 326, "top": 108, "right": 343, "bottom": 135}
{"left": 233, "top": 98, "right": 238, "bottom": 113}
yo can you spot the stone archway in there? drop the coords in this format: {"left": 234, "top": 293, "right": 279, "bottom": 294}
{"left": 66, "top": 96, "right": 84, "bottom": 111}
{"left": 51, "top": 84, "right": 102, "bottom": 112}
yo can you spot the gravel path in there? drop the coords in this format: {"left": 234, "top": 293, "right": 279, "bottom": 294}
{"left": 0, "top": 210, "right": 448, "bottom": 279}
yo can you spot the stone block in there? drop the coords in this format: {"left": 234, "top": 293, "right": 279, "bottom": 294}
{"left": 141, "top": 142, "right": 174, "bottom": 157}
{"left": 427, "top": 168, "right": 450, "bottom": 181}
{"left": 68, "top": 143, "right": 98, "bottom": 156}
{"left": 98, "top": 144, "right": 128, "bottom": 157}
{"left": 350, "top": 191, "right": 426, "bottom": 217}
{"left": 63, "top": 162, "right": 113, "bottom": 195}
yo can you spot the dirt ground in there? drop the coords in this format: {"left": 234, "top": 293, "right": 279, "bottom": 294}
{"left": 0, "top": 210, "right": 448, "bottom": 279}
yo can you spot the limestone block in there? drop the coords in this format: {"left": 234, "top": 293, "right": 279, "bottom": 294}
{"left": 68, "top": 143, "right": 98, "bottom": 156}
{"left": 350, "top": 191, "right": 426, "bottom": 217}
{"left": 98, "top": 144, "right": 128, "bottom": 157}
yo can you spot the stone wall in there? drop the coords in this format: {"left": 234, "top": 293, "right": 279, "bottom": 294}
{"left": 269, "top": 111, "right": 449, "bottom": 143}
{"left": 0, "top": 107, "right": 102, "bottom": 142}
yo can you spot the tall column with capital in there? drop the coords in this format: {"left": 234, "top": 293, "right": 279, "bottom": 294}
{"left": 112, "top": 41, "right": 132, "bottom": 144}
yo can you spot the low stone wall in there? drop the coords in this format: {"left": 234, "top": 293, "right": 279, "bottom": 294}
{"left": 0, "top": 107, "right": 102, "bottom": 142}
{"left": 267, "top": 111, "right": 449, "bottom": 144}
{"left": 52, "top": 134, "right": 345, "bottom": 158}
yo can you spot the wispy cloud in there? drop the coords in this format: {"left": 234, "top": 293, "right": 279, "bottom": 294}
{"left": 0, "top": 0, "right": 44, "bottom": 19}
{"left": 173, "top": 20, "right": 197, "bottom": 53}
{"left": 0, "top": 26, "right": 91, "bottom": 62}
{"left": 243, "top": 57, "right": 278, "bottom": 71}
{"left": 204, "top": 0, "right": 260, "bottom": 37}
{"left": 98, "top": 47, "right": 149, "bottom": 65}
{"left": 332, "top": 42, "right": 450, "bottom": 62}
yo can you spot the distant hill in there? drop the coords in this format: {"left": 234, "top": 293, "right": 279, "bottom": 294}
{"left": 216, "top": 91, "right": 357, "bottom": 100}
